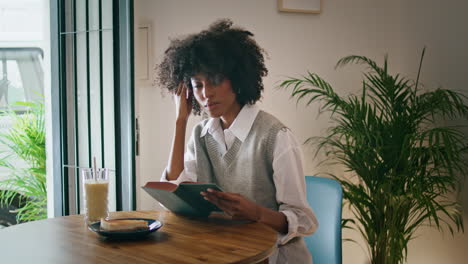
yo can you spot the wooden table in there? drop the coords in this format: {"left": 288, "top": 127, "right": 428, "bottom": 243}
{"left": 0, "top": 210, "right": 277, "bottom": 264}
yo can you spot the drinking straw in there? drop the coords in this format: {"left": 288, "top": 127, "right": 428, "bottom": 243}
{"left": 93, "top": 156, "right": 97, "bottom": 180}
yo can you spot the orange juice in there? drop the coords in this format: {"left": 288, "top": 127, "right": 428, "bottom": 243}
{"left": 84, "top": 181, "right": 109, "bottom": 223}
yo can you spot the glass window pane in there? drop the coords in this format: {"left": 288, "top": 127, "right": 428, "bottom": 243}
{"left": 75, "top": 0, "right": 86, "bottom": 32}
{"left": 89, "top": 30, "right": 102, "bottom": 169}
{"left": 64, "top": 33, "right": 78, "bottom": 215}
{"left": 102, "top": 29, "right": 115, "bottom": 211}
{"left": 0, "top": 49, "right": 44, "bottom": 111}
{"left": 6, "top": 60, "right": 25, "bottom": 105}
{"left": 89, "top": 0, "right": 100, "bottom": 31}
{"left": 63, "top": 0, "right": 75, "bottom": 33}
{"left": 101, "top": 0, "right": 113, "bottom": 29}
{"left": 76, "top": 31, "right": 89, "bottom": 170}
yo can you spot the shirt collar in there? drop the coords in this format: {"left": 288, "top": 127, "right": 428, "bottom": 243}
{"left": 199, "top": 104, "right": 259, "bottom": 142}
{"left": 200, "top": 117, "right": 221, "bottom": 138}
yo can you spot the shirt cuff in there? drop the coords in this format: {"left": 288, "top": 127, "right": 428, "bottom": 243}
{"left": 160, "top": 168, "right": 171, "bottom": 182}
{"left": 278, "top": 210, "right": 299, "bottom": 245}
{"left": 160, "top": 168, "right": 189, "bottom": 185}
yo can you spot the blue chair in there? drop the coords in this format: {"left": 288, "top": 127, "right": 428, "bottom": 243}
{"left": 304, "top": 176, "right": 343, "bottom": 264}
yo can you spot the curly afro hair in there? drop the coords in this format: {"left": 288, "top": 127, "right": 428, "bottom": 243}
{"left": 155, "top": 19, "right": 268, "bottom": 115}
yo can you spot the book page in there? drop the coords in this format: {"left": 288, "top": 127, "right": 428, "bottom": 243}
{"left": 143, "top": 181, "right": 178, "bottom": 191}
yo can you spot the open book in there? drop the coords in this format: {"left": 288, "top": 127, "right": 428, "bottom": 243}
{"left": 142, "top": 181, "right": 224, "bottom": 217}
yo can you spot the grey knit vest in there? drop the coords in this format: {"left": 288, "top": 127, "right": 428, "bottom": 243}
{"left": 189, "top": 111, "right": 286, "bottom": 211}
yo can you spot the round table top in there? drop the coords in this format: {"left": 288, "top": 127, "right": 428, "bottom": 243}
{"left": 0, "top": 210, "right": 277, "bottom": 264}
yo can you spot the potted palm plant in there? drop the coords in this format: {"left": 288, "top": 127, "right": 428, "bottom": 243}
{"left": 280, "top": 49, "right": 467, "bottom": 264}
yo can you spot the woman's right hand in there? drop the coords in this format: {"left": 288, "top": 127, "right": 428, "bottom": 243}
{"left": 174, "top": 83, "right": 193, "bottom": 122}
{"left": 167, "top": 83, "right": 192, "bottom": 181}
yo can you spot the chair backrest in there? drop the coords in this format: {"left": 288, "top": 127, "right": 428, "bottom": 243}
{"left": 304, "top": 176, "right": 343, "bottom": 264}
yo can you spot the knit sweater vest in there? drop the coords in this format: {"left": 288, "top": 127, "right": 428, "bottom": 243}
{"left": 190, "top": 111, "right": 286, "bottom": 210}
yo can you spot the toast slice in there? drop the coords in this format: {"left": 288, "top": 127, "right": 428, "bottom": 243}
{"left": 100, "top": 218, "right": 148, "bottom": 231}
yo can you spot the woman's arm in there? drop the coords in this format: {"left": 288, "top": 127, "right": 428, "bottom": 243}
{"left": 272, "top": 129, "right": 318, "bottom": 243}
{"left": 201, "top": 190, "right": 288, "bottom": 234}
{"left": 258, "top": 206, "right": 288, "bottom": 234}
{"left": 166, "top": 84, "right": 192, "bottom": 181}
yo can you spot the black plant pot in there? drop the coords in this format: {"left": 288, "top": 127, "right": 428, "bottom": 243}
{"left": 0, "top": 191, "right": 27, "bottom": 228}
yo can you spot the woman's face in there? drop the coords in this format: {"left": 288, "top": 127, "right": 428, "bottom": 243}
{"left": 190, "top": 74, "right": 241, "bottom": 123}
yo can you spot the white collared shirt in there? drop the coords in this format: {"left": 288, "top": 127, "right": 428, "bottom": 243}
{"left": 162, "top": 104, "right": 318, "bottom": 249}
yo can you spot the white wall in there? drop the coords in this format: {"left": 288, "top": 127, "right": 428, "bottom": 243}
{"left": 134, "top": 0, "right": 468, "bottom": 263}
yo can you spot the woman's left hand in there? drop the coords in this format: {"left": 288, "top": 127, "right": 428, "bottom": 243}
{"left": 201, "top": 189, "right": 262, "bottom": 221}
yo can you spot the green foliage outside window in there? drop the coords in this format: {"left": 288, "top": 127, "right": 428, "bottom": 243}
{"left": 0, "top": 101, "right": 46, "bottom": 223}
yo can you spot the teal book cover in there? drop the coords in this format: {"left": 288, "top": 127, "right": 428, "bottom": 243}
{"left": 142, "top": 182, "right": 223, "bottom": 217}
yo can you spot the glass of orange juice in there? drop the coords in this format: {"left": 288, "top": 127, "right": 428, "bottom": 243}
{"left": 82, "top": 168, "right": 109, "bottom": 225}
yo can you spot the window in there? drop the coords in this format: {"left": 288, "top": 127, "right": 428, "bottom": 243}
{"left": 51, "top": 0, "right": 135, "bottom": 216}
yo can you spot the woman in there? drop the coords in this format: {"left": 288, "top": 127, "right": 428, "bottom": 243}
{"left": 156, "top": 19, "right": 318, "bottom": 263}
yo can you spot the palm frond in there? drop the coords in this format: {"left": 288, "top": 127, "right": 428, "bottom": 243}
{"left": 0, "top": 101, "right": 47, "bottom": 222}
{"left": 280, "top": 51, "right": 467, "bottom": 264}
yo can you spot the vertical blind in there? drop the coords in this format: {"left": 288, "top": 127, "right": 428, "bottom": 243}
{"left": 60, "top": 0, "right": 116, "bottom": 215}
